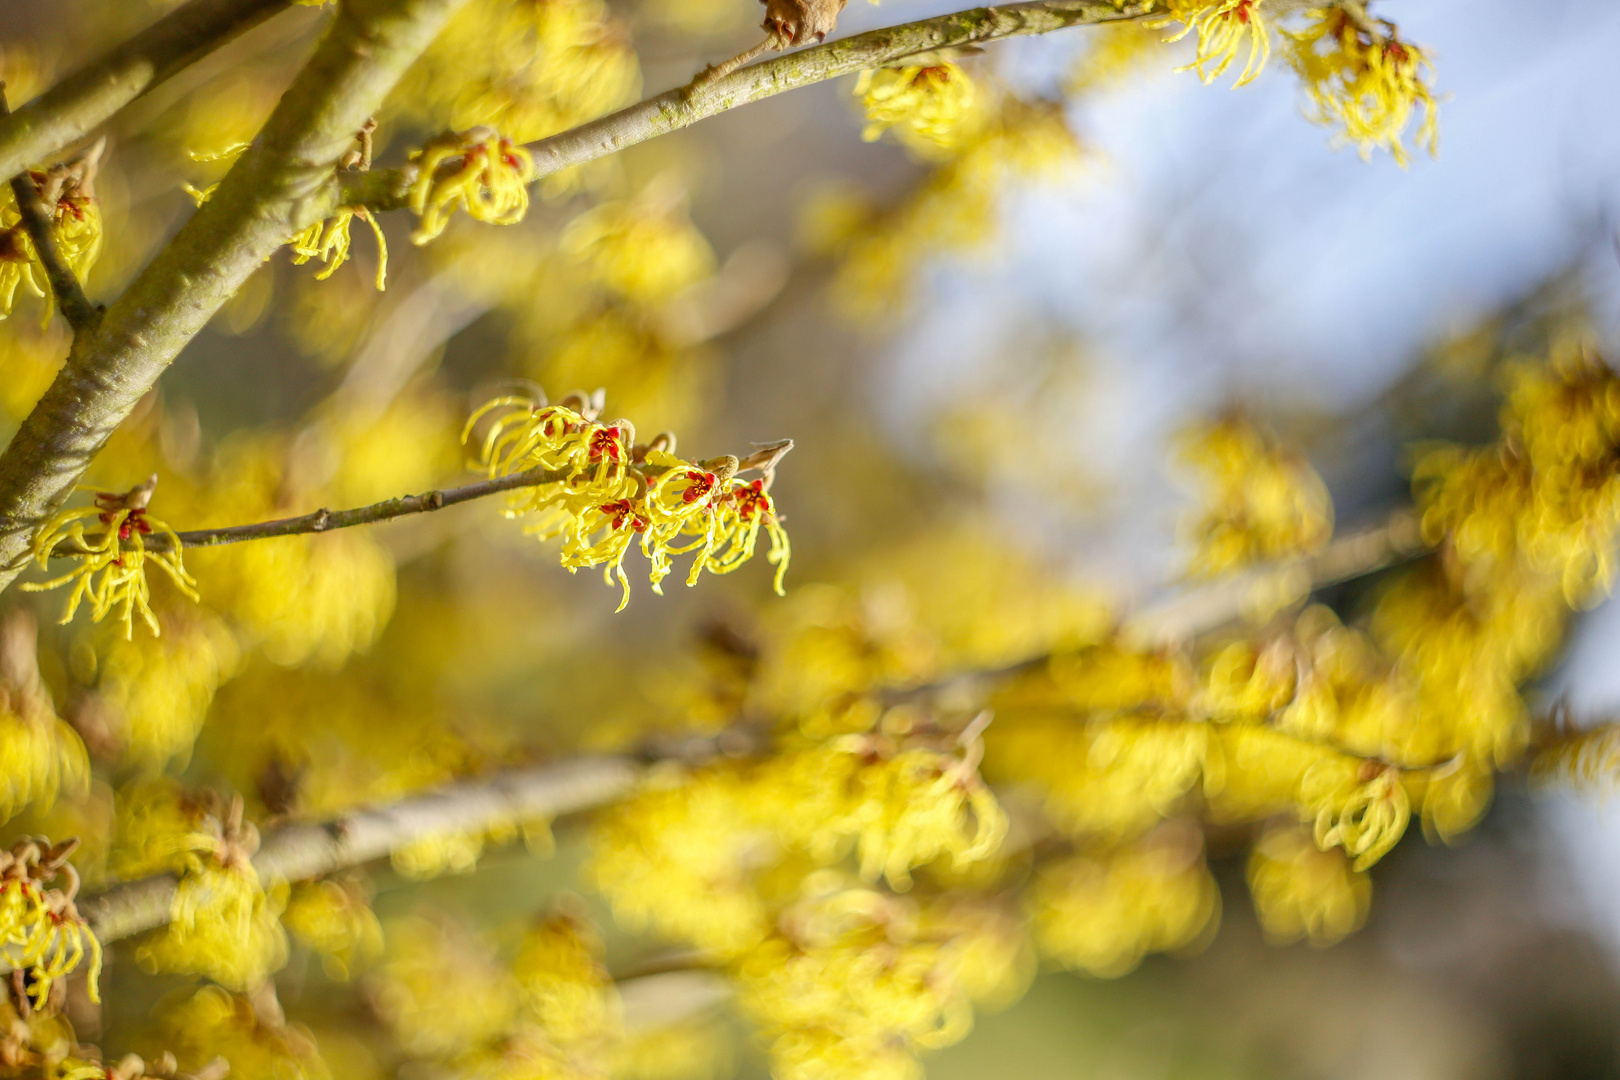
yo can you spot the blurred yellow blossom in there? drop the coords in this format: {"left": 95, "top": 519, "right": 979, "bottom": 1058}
{"left": 1287, "top": 6, "right": 1438, "bottom": 164}
{"left": 855, "top": 59, "right": 983, "bottom": 153}
{"left": 1247, "top": 823, "right": 1370, "bottom": 945}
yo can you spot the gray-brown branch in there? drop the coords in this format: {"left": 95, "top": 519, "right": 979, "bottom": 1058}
{"left": 343, "top": 0, "right": 1159, "bottom": 210}
{"left": 80, "top": 755, "right": 641, "bottom": 945}
{"left": 0, "top": 0, "right": 292, "bottom": 184}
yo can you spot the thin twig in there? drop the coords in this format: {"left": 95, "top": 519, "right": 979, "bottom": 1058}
{"left": 0, "top": 92, "right": 101, "bottom": 334}
{"left": 163, "top": 466, "right": 569, "bottom": 551}
{"left": 0, "top": 0, "right": 291, "bottom": 184}
{"left": 343, "top": 0, "right": 1159, "bottom": 211}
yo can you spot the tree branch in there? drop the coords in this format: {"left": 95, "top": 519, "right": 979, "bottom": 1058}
{"left": 0, "top": 0, "right": 473, "bottom": 592}
{"left": 161, "top": 466, "right": 570, "bottom": 552}
{"left": 0, "top": 0, "right": 292, "bottom": 184}
{"left": 1120, "top": 508, "right": 1427, "bottom": 645}
{"left": 0, "top": 95, "right": 101, "bottom": 334}
{"left": 343, "top": 0, "right": 1159, "bottom": 211}
{"left": 80, "top": 754, "right": 641, "bottom": 945}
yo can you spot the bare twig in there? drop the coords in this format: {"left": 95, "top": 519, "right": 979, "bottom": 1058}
{"left": 79, "top": 755, "right": 641, "bottom": 945}
{"left": 0, "top": 0, "right": 292, "bottom": 184}
{"left": 0, "top": 93, "right": 101, "bottom": 334}
{"left": 343, "top": 0, "right": 1159, "bottom": 211}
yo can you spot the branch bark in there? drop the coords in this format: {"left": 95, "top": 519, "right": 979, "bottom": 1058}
{"left": 80, "top": 754, "right": 641, "bottom": 945}
{"left": 0, "top": 0, "right": 292, "bottom": 183}
{"left": 343, "top": 0, "right": 1159, "bottom": 210}
{"left": 0, "top": 0, "right": 472, "bottom": 592}
{"left": 6, "top": 169, "right": 100, "bottom": 334}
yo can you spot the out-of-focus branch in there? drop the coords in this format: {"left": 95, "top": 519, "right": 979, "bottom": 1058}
{"left": 0, "top": 0, "right": 471, "bottom": 593}
{"left": 1121, "top": 508, "right": 1427, "bottom": 645}
{"left": 80, "top": 755, "right": 642, "bottom": 945}
{"left": 883, "top": 509, "right": 1431, "bottom": 705}
{"left": 0, "top": 0, "right": 292, "bottom": 183}
{"left": 344, "top": 0, "right": 1159, "bottom": 211}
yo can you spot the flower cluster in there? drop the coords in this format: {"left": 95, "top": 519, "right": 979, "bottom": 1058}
{"left": 854, "top": 58, "right": 982, "bottom": 153}
{"left": 1156, "top": 0, "right": 1272, "bottom": 87}
{"left": 22, "top": 477, "right": 199, "bottom": 639}
{"left": 0, "top": 839, "right": 101, "bottom": 1013}
{"left": 467, "top": 391, "right": 790, "bottom": 610}
{"left": 408, "top": 128, "right": 536, "bottom": 244}
{"left": 1287, "top": 5, "right": 1439, "bottom": 164}
{"left": 1176, "top": 416, "right": 1333, "bottom": 577}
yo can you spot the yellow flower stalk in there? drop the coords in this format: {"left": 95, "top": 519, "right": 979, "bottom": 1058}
{"left": 21, "top": 476, "right": 199, "bottom": 639}
{"left": 1287, "top": 7, "right": 1439, "bottom": 164}
{"left": 855, "top": 59, "right": 982, "bottom": 152}
{"left": 408, "top": 128, "right": 536, "bottom": 244}
{"left": 1157, "top": 0, "right": 1272, "bottom": 87}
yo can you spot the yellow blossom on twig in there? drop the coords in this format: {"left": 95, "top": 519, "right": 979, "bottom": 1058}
{"left": 466, "top": 391, "right": 790, "bottom": 610}
{"left": 21, "top": 476, "right": 199, "bottom": 639}
{"left": 1286, "top": 6, "right": 1438, "bottom": 164}
{"left": 855, "top": 59, "right": 982, "bottom": 152}
{"left": 1156, "top": 0, "right": 1272, "bottom": 87}
{"left": 289, "top": 207, "right": 388, "bottom": 290}
{"left": 408, "top": 127, "right": 536, "bottom": 244}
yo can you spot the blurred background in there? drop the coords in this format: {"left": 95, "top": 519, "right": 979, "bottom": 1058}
{"left": 5, "top": 0, "right": 1620, "bottom": 1076}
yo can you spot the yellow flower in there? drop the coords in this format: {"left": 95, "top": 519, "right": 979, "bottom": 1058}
{"left": 855, "top": 60, "right": 982, "bottom": 152}
{"left": 773, "top": 715, "right": 1008, "bottom": 890}
{"left": 0, "top": 612, "right": 88, "bottom": 826}
{"left": 408, "top": 128, "right": 536, "bottom": 244}
{"left": 736, "top": 884, "right": 974, "bottom": 1080}
{"left": 468, "top": 393, "right": 790, "bottom": 610}
{"left": 558, "top": 186, "right": 715, "bottom": 304}
{"left": 1176, "top": 416, "right": 1333, "bottom": 577}
{"left": 1286, "top": 7, "right": 1438, "bottom": 164}
{"left": 282, "top": 878, "right": 384, "bottom": 981}
{"left": 1306, "top": 762, "right": 1409, "bottom": 871}
{"left": 0, "top": 161, "right": 104, "bottom": 323}
{"left": 1247, "top": 824, "right": 1369, "bottom": 946}
{"left": 21, "top": 477, "right": 200, "bottom": 639}
{"left": 0, "top": 838, "right": 103, "bottom": 1012}
{"left": 289, "top": 207, "right": 388, "bottom": 290}
{"left": 1028, "top": 820, "right": 1219, "bottom": 977}
{"left": 1157, "top": 0, "right": 1272, "bottom": 87}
